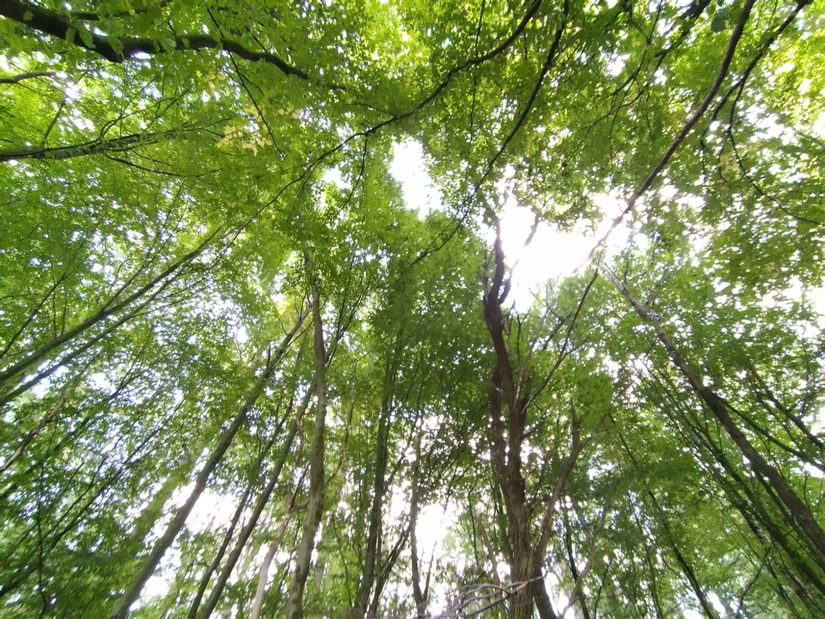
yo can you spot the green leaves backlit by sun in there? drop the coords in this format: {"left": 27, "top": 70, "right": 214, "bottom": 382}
{"left": 0, "top": 0, "right": 823, "bottom": 617}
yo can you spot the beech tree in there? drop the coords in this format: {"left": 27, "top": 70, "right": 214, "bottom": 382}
{"left": 1, "top": 0, "right": 823, "bottom": 617}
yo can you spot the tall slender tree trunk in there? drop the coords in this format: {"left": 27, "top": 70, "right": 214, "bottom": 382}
{"left": 186, "top": 482, "right": 253, "bottom": 618}
{"left": 250, "top": 504, "right": 295, "bottom": 619}
{"left": 351, "top": 343, "right": 398, "bottom": 618}
{"left": 129, "top": 451, "right": 199, "bottom": 545}
{"left": 109, "top": 314, "right": 305, "bottom": 618}
{"left": 409, "top": 439, "right": 430, "bottom": 619}
{"left": 602, "top": 264, "right": 825, "bottom": 565}
{"left": 186, "top": 431, "right": 283, "bottom": 617}
{"left": 612, "top": 424, "right": 719, "bottom": 619}
{"left": 561, "top": 513, "right": 590, "bottom": 619}
{"left": 483, "top": 229, "right": 564, "bottom": 619}
{"left": 286, "top": 252, "right": 328, "bottom": 619}
{"left": 196, "top": 401, "right": 306, "bottom": 619}
{"left": 251, "top": 540, "right": 280, "bottom": 619}
{"left": 350, "top": 407, "right": 389, "bottom": 617}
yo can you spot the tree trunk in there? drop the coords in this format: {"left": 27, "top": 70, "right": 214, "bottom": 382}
{"left": 351, "top": 350, "right": 397, "bottom": 618}
{"left": 109, "top": 314, "right": 305, "bottom": 618}
{"left": 410, "top": 442, "right": 429, "bottom": 619}
{"left": 130, "top": 451, "right": 199, "bottom": 545}
{"left": 196, "top": 402, "right": 304, "bottom": 619}
{"left": 286, "top": 252, "right": 328, "bottom": 619}
{"left": 603, "top": 265, "right": 825, "bottom": 566}
{"left": 531, "top": 571, "right": 558, "bottom": 619}
{"left": 483, "top": 228, "right": 565, "bottom": 619}
{"left": 186, "top": 482, "right": 253, "bottom": 618}
{"left": 250, "top": 506, "right": 294, "bottom": 619}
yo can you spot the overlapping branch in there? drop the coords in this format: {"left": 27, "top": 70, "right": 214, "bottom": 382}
{"left": 0, "top": 0, "right": 308, "bottom": 79}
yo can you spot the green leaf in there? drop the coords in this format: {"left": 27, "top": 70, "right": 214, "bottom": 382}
{"left": 0, "top": 2, "right": 822, "bottom": 615}
{"left": 109, "top": 36, "right": 124, "bottom": 56}
{"left": 76, "top": 26, "right": 95, "bottom": 48}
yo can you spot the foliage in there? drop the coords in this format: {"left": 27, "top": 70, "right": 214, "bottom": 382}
{"left": 0, "top": 0, "right": 823, "bottom": 617}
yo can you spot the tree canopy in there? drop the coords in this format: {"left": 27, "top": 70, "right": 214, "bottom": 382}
{"left": 1, "top": 0, "right": 824, "bottom": 617}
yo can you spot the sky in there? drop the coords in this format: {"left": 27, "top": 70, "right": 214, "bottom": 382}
{"left": 389, "top": 137, "right": 825, "bottom": 322}
{"left": 25, "top": 131, "right": 823, "bottom": 615}
{"left": 389, "top": 139, "right": 634, "bottom": 312}
{"left": 386, "top": 136, "right": 825, "bottom": 616}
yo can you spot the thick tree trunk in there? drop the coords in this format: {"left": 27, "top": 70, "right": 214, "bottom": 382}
{"left": 483, "top": 229, "right": 565, "bottom": 619}
{"left": 505, "top": 498, "right": 535, "bottom": 618}
{"left": 484, "top": 226, "right": 578, "bottom": 619}
{"left": 532, "top": 572, "right": 558, "bottom": 619}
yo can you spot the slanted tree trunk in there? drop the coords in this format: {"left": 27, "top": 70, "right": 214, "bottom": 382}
{"left": 602, "top": 263, "right": 825, "bottom": 567}
{"left": 611, "top": 424, "right": 719, "bottom": 619}
{"left": 130, "top": 450, "right": 199, "bottom": 546}
{"left": 0, "top": 230, "right": 218, "bottom": 400}
{"left": 110, "top": 314, "right": 305, "bottom": 618}
{"left": 251, "top": 539, "right": 281, "bottom": 619}
{"left": 196, "top": 392, "right": 309, "bottom": 619}
{"left": 186, "top": 482, "right": 254, "bottom": 618}
{"left": 250, "top": 496, "right": 296, "bottom": 619}
{"left": 286, "top": 252, "right": 328, "bottom": 619}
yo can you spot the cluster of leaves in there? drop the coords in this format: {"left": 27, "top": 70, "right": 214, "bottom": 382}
{"left": 0, "top": 0, "right": 823, "bottom": 617}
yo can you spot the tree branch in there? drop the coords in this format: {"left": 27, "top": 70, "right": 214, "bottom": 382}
{"left": 590, "top": 0, "right": 758, "bottom": 259}
{"left": 0, "top": 0, "right": 308, "bottom": 80}
{"left": 0, "top": 70, "right": 55, "bottom": 85}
